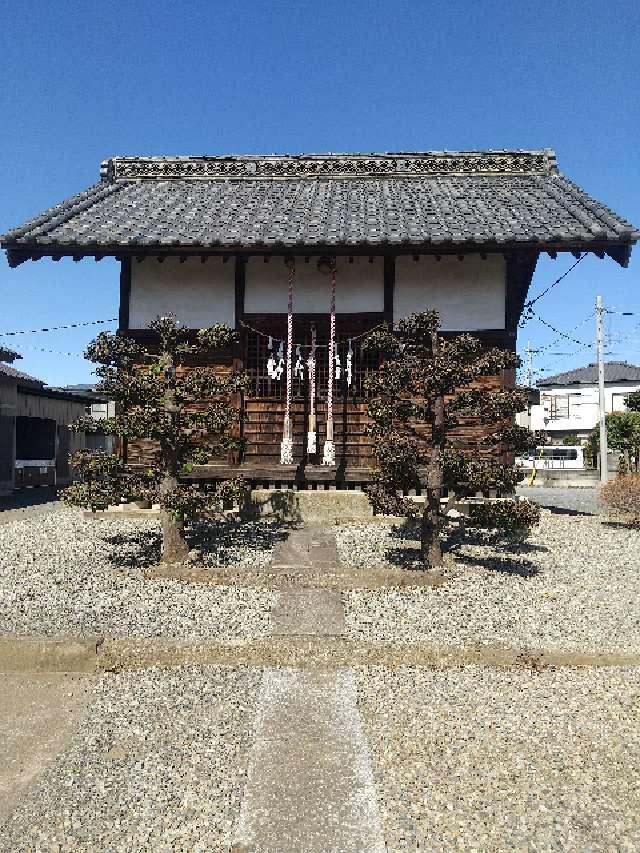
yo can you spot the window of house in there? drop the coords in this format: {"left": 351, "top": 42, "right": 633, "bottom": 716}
{"left": 539, "top": 448, "right": 578, "bottom": 460}
{"left": 547, "top": 395, "right": 569, "bottom": 419}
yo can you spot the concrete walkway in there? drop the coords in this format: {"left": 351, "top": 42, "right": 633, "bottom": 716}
{"left": 232, "top": 527, "right": 385, "bottom": 853}
{"left": 0, "top": 674, "right": 92, "bottom": 823}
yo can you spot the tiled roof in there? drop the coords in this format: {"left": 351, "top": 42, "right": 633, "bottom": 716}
{"left": 1, "top": 151, "right": 637, "bottom": 265}
{"left": 538, "top": 361, "right": 640, "bottom": 386}
{"left": 0, "top": 345, "right": 20, "bottom": 363}
{"left": 0, "top": 362, "right": 44, "bottom": 385}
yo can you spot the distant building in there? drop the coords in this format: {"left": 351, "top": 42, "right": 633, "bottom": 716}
{"left": 0, "top": 350, "right": 100, "bottom": 495}
{"left": 63, "top": 384, "right": 116, "bottom": 453}
{"left": 530, "top": 361, "right": 640, "bottom": 441}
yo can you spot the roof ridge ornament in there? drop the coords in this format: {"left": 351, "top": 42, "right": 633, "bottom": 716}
{"left": 101, "top": 150, "right": 558, "bottom": 182}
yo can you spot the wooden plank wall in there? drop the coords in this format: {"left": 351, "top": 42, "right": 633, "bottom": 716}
{"left": 0, "top": 377, "right": 17, "bottom": 491}
{"left": 244, "top": 398, "right": 374, "bottom": 468}
{"left": 126, "top": 360, "right": 234, "bottom": 470}
{"left": 15, "top": 393, "right": 88, "bottom": 426}
{"left": 124, "top": 332, "right": 515, "bottom": 480}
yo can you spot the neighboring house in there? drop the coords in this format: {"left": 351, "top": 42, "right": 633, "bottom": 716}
{"left": 531, "top": 361, "right": 640, "bottom": 440}
{"left": 1, "top": 149, "right": 637, "bottom": 488}
{"left": 515, "top": 387, "right": 541, "bottom": 430}
{"left": 64, "top": 384, "right": 116, "bottom": 453}
{"left": 0, "top": 350, "right": 98, "bottom": 495}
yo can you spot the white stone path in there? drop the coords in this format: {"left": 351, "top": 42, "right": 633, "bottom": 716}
{"left": 232, "top": 527, "right": 385, "bottom": 852}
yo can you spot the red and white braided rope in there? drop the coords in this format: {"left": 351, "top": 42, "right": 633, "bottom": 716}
{"left": 327, "top": 264, "right": 336, "bottom": 425}
{"left": 280, "top": 261, "right": 295, "bottom": 464}
{"left": 322, "top": 262, "right": 336, "bottom": 465}
{"left": 309, "top": 326, "right": 316, "bottom": 418}
{"left": 285, "top": 263, "right": 294, "bottom": 427}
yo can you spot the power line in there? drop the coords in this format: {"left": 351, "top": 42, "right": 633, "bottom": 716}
{"left": 520, "top": 253, "right": 586, "bottom": 323}
{"left": 530, "top": 310, "right": 592, "bottom": 348}
{"left": 533, "top": 303, "right": 638, "bottom": 375}
{"left": 7, "top": 343, "right": 86, "bottom": 357}
{"left": 0, "top": 317, "right": 117, "bottom": 338}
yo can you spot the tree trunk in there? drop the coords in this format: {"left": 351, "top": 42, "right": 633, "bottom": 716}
{"left": 421, "top": 482, "right": 443, "bottom": 567}
{"left": 158, "top": 348, "right": 188, "bottom": 563}
{"left": 160, "top": 505, "right": 189, "bottom": 563}
{"left": 420, "top": 329, "right": 446, "bottom": 569}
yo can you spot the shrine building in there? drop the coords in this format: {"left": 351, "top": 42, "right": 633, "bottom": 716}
{"left": 1, "top": 150, "right": 637, "bottom": 488}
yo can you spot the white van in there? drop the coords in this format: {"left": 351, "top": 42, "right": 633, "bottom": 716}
{"left": 516, "top": 445, "right": 585, "bottom": 470}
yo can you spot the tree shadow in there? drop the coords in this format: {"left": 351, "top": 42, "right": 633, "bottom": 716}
{"left": 0, "top": 486, "right": 59, "bottom": 513}
{"left": 101, "top": 517, "right": 289, "bottom": 569}
{"left": 449, "top": 551, "right": 540, "bottom": 578}
{"left": 541, "top": 506, "right": 596, "bottom": 517}
{"left": 381, "top": 518, "right": 545, "bottom": 577}
{"left": 446, "top": 523, "right": 546, "bottom": 577}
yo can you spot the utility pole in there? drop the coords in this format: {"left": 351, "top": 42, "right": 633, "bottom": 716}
{"left": 524, "top": 341, "right": 539, "bottom": 388}
{"left": 525, "top": 341, "right": 533, "bottom": 388}
{"left": 596, "top": 295, "right": 609, "bottom": 483}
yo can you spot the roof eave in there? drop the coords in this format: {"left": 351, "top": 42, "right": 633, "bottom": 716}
{"left": 18, "top": 384, "right": 105, "bottom": 403}
{"left": 3, "top": 237, "right": 637, "bottom": 268}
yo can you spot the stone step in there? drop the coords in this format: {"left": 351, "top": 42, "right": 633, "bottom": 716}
{"left": 231, "top": 668, "right": 385, "bottom": 853}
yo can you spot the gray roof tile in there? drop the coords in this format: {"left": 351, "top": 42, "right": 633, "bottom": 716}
{"left": 538, "top": 361, "right": 640, "bottom": 386}
{"left": 0, "top": 362, "right": 43, "bottom": 385}
{"left": 0, "top": 345, "right": 20, "bottom": 363}
{"left": 1, "top": 151, "right": 637, "bottom": 261}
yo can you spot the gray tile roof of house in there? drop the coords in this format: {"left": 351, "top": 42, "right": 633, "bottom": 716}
{"left": 45, "top": 386, "right": 105, "bottom": 403}
{"left": 0, "top": 362, "right": 44, "bottom": 385}
{"left": 0, "top": 345, "right": 20, "bottom": 363}
{"left": 538, "top": 360, "right": 640, "bottom": 386}
{"left": 1, "top": 151, "right": 637, "bottom": 266}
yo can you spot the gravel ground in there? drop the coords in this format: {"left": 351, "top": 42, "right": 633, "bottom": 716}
{"left": 0, "top": 666, "right": 261, "bottom": 852}
{"left": 357, "top": 665, "right": 640, "bottom": 852}
{"left": 341, "top": 511, "right": 640, "bottom": 653}
{"left": 0, "top": 508, "right": 275, "bottom": 640}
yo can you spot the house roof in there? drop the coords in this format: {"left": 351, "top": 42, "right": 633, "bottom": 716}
{"left": 35, "top": 386, "right": 105, "bottom": 404}
{"left": 538, "top": 360, "right": 640, "bottom": 386}
{"left": 0, "top": 363, "right": 102, "bottom": 402}
{"left": 1, "top": 150, "right": 637, "bottom": 266}
{"left": 0, "top": 362, "right": 44, "bottom": 386}
{"left": 0, "top": 345, "right": 21, "bottom": 363}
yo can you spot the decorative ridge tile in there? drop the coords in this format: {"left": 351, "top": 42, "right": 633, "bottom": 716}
{"left": 101, "top": 150, "right": 558, "bottom": 182}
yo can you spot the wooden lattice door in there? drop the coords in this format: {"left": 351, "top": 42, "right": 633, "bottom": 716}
{"left": 243, "top": 319, "right": 379, "bottom": 469}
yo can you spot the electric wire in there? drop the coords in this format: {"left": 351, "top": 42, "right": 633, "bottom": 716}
{"left": 520, "top": 253, "right": 587, "bottom": 322}
{"left": 0, "top": 317, "right": 117, "bottom": 338}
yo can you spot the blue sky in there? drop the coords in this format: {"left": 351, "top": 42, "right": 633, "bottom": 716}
{"left": 1, "top": 0, "right": 638, "bottom": 386}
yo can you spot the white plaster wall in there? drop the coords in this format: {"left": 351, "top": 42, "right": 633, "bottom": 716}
{"left": 129, "top": 257, "right": 235, "bottom": 329}
{"left": 394, "top": 254, "right": 505, "bottom": 330}
{"left": 530, "top": 382, "right": 640, "bottom": 433}
{"left": 244, "top": 256, "right": 384, "bottom": 313}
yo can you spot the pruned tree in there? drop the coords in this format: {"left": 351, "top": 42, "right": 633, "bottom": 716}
{"left": 364, "top": 311, "right": 542, "bottom": 568}
{"left": 63, "top": 316, "right": 248, "bottom": 563}
{"left": 590, "top": 411, "right": 640, "bottom": 473}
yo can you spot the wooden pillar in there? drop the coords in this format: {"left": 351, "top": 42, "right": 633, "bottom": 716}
{"left": 0, "top": 378, "right": 17, "bottom": 494}
{"left": 234, "top": 255, "right": 246, "bottom": 331}
{"left": 383, "top": 256, "right": 395, "bottom": 327}
{"left": 504, "top": 251, "right": 538, "bottom": 343}
{"left": 117, "top": 257, "right": 132, "bottom": 465}
{"left": 118, "top": 257, "right": 131, "bottom": 332}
